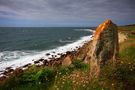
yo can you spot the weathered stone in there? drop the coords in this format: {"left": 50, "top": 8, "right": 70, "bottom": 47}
{"left": 86, "top": 20, "right": 119, "bottom": 76}
{"left": 62, "top": 56, "right": 72, "bottom": 67}
{"left": 93, "top": 20, "right": 118, "bottom": 64}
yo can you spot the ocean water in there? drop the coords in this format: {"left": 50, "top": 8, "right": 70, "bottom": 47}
{"left": 0, "top": 27, "right": 94, "bottom": 71}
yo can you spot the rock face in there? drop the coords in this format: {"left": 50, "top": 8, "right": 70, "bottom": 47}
{"left": 86, "top": 20, "right": 119, "bottom": 76}
{"left": 93, "top": 20, "right": 118, "bottom": 64}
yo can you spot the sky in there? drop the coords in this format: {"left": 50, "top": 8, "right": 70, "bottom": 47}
{"left": 0, "top": 0, "right": 135, "bottom": 27}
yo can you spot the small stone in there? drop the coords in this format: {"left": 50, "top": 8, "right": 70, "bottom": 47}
{"left": 46, "top": 53, "right": 50, "bottom": 56}
{"left": 34, "top": 60, "right": 39, "bottom": 64}
{"left": 39, "top": 59, "right": 44, "bottom": 61}
{"left": 6, "top": 67, "right": 12, "bottom": 70}
{"left": 23, "top": 63, "right": 31, "bottom": 68}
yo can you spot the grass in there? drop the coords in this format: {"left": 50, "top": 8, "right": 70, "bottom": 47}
{"left": 0, "top": 66, "right": 56, "bottom": 90}
{"left": 51, "top": 60, "right": 90, "bottom": 90}
{"left": 72, "top": 59, "right": 90, "bottom": 71}
{"left": 0, "top": 59, "right": 90, "bottom": 90}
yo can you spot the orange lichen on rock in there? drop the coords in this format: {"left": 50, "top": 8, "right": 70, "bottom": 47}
{"left": 94, "top": 20, "right": 114, "bottom": 40}
{"left": 92, "top": 19, "right": 118, "bottom": 64}
{"left": 86, "top": 19, "right": 118, "bottom": 77}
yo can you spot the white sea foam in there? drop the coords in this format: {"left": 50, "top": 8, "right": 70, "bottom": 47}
{"left": 0, "top": 32, "right": 94, "bottom": 73}
{"left": 58, "top": 39, "right": 74, "bottom": 43}
{"left": 74, "top": 29, "right": 95, "bottom": 33}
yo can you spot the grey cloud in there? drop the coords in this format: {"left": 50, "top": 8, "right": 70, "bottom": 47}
{"left": 0, "top": 0, "right": 135, "bottom": 25}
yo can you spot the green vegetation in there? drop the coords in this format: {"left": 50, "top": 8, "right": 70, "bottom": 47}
{"left": 72, "top": 59, "right": 89, "bottom": 71}
{"left": 1, "top": 25, "right": 135, "bottom": 90}
{"left": 0, "top": 66, "right": 56, "bottom": 90}
{"left": 89, "top": 25, "right": 135, "bottom": 90}
{"left": 0, "top": 59, "right": 90, "bottom": 90}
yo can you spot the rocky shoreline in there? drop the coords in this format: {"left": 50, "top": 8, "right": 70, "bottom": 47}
{"left": 0, "top": 36, "right": 94, "bottom": 81}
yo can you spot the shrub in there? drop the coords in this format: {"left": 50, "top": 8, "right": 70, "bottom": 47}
{"left": 19, "top": 67, "right": 55, "bottom": 83}
{"left": 34, "top": 68, "right": 55, "bottom": 82}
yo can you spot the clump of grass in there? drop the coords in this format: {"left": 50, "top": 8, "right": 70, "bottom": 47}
{"left": 1, "top": 66, "right": 56, "bottom": 90}
{"left": 34, "top": 67, "right": 55, "bottom": 82}
{"left": 20, "top": 67, "right": 55, "bottom": 83}
{"left": 57, "top": 66, "right": 71, "bottom": 75}
{"left": 57, "top": 59, "right": 89, "bottom": 76}
{"left": 72, "top": 59, "right": 89, "bottom": 72}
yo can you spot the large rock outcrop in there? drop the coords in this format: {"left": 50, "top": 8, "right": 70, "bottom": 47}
{"left": 85, "top": 20, "right": 119, "bottom": 76}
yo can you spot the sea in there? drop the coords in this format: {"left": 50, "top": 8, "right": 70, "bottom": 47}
{"left": 0, "top": 27, "right": 95, "bottom": 72}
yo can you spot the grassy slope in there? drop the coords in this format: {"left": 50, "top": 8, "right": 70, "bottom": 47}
{"left": 99, "top": 25, "right": 135, "bottom": 90}
{"left": 1, "top": 25, "right": 135, "bottom": 90}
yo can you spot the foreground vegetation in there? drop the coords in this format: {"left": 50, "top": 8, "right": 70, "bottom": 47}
{"left": 0, "top": 25, "right": 135, "bottom": 90}
{"left": 1, "top": 59, "right": 91, "bottom": 90}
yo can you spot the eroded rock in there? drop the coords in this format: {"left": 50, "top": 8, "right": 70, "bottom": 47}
{"left": 94, "top": 20, "right": 118, "bottom": 63}
{"left": 86, "top": 20, "right": 119, "bottom": 76}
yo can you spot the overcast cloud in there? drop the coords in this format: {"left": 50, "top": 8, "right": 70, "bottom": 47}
{"left": 0, "top": 0, "right": 135, "bottom": 26}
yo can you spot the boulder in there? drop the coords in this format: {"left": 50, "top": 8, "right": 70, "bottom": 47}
{"left": 93, "top": 20, "right": 118, "bottom": 64}
{"left": 118, "top": 32, "right": 127, "bottom": 43}
{"left": 86, "top": 20, "right": 119, "bottom": 76}
{"left": 62, "top": 56, "right": 72, "bottom": 67}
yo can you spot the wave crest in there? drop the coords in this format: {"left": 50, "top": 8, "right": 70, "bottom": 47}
{"left": 0, "top": 51, "right": 39, "bottom": 62}
{"left": 58, "top": 39, "right": 74, "bottom": 43}
{"left": 74, "top": 29, "right": 95, "bottom": 32}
